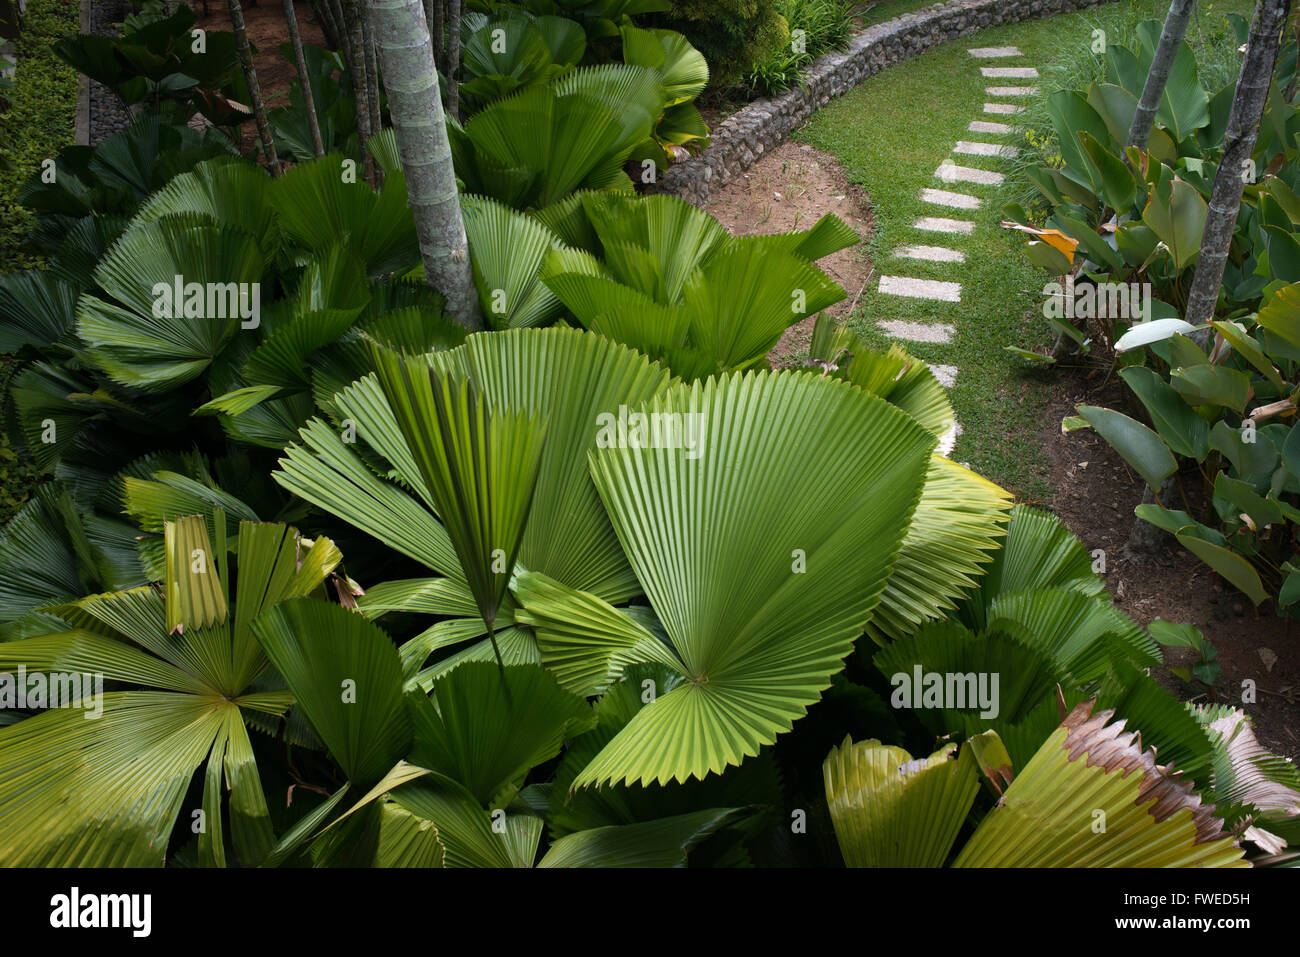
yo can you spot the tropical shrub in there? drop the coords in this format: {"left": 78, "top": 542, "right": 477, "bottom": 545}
{"left": 53, "top": 0, "right": 239, "bottom": 122}
{"left": 1, "top": 2, "right": 1293, "bottom": 870}
{"left": 651, "top": 0, "right": 789, "bottom": 88}
{"left": 1004, "top": 18, "right": 1300, "bottom": 613}
{"left": 746, "top": 0, "right": 857, "bottom": 95}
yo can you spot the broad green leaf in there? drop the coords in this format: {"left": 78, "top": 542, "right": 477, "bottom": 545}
{"left": 1075, "top": 405, "right": 1178, "bottom": 487}
{"left": 406, "top": 662, "right": 595, "bottom": 806}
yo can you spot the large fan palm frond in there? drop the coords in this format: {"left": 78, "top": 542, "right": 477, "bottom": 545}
{"left": 573, "top": 369, "right": 935, "bottom": 787}
{"left": 76, "top": 213, "right": 267, "bottom": 392}
{"left": 953, "top": 702, "right": 1247, "bottom": 867}
{"left": 0, "top": 514, "right": 340, "bottom": 866}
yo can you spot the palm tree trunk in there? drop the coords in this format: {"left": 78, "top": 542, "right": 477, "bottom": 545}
{"left": 228, "top": 0, "right": 281, "bottom": 176}
{"left": 1126, "top": 0, "right": 1198, "bottom": 149}
{"left": 446, "top": 0, "right": 460, "bottom": 120}
{"left": 284, "top": 0, "right": 326, "bottom": 157}
{"left": 341, "top": 0, "right": 376, "bottom": 185}
{"left": 366, "top": 0, "right": 483, "bottom": 328}
{"left": 1185, "top": 0, "right": 1292, "bottom": 329}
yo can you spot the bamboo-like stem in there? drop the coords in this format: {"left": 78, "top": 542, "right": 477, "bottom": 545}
{"left": 1126, "top": 0, "right": 1197, "bottom": 151}
{"left": 228, "top": 0, "right": 281, "bottom": 176}
{"left": 284, "top": 0, "right": 325, "bottom": 157}
{"left": 446, "top": 0, "right": 460, "bottom": 120}
{"left": 342, "top": 0, "right": 376, "bottom": 185}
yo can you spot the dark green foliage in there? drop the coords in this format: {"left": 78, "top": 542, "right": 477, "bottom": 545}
{"left": 650, "top": 0, "right": 788, "bottom": 87}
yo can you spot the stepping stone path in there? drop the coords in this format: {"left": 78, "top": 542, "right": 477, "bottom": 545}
{"left": 873, "top": 43, "right": 1041, "bottom": 457}
{"left": 920, "top": 188, "right": 982, "bottom": 210}
{"left": 969, "top": 120, "right": 1013, "bottom": 134}
{"left": 895, "top": 244, "right": 966, "bottom": 263}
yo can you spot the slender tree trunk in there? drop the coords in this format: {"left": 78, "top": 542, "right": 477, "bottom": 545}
{"left": 367, "top": 0, "right": 482, "bottom": 328}
{"left": 228, "top": 0, "right": 281, "bottom": 176}
{"left": 284, "top": 0, "right": 326, "bottom": 157}
{"left": 362, "top": 6, "right": 383, "bottom": 151}
{"left": 423, "top": 0, "right": 442, "bottom": 69}
{"left": 1185, "top": 0, "right": 1291, "bottom": 330}
{"left": 446, "top": 0, "right": 460, "bottom": 120}
{"left": 342, "top": 0, "right": 376, "bottom": 184}
{"left": 1126, "top": 0, "right": 1198, "bottom": 149}
{"left": 314, "top": 0, "right": 343, "bottom": 51}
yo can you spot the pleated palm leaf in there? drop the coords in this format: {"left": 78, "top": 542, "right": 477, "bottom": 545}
{"left": 0, "top": 483, "right": 146, "bottom": 639}
{"left": 796, "top": 316, "right": 1013, "bottom": 642}
{"left": 460, "top": 194, "right": 573, "bottom": 329}
{"left": 540, "top": 192, "right": 859, "bottom": 374}
{"left": 544, "top": 661, "right": 782, "bottom": 853}
{"left": 256, "top": 598, "right": 722, "bottom": 867}
{"left": 1190, "top": 704, "right": 1300, "bottom": 854}
{"left": 825, "top": 703, "right": 1248, "bottom": 868}
{"left": 75, "top": 212, "right": 269, "bottom": 393}
{"left": 619, "top": 23, "right": 709, "bottom": 161}
{"left": 563, "top": 369, "right": 935, "bottom": 787}
{"left": 369, "top": 348, "right": 548, "bottom": 666}
{"left": 458, "top": 13, "right": 586, "bottom": 114}
{"left": 955, "top": 505, "right": 1161, "bottom": 681}
{"left": 271, "top": 151, "right": 422, "bottom": 277}
{"left": 274, "top": 327, "right": 671, "bottom": 685}
{"left": 0, "top": 513, "right": 342, "bottom": 866}
{"left": 447, "top": 64, "right": 663, "bottom": 209}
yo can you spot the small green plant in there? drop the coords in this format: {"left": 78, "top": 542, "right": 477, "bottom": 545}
{"left": 1149, "top": 618, "right": 1220, "bottom": 686}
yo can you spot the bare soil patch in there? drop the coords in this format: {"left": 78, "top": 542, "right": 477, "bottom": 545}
{"left": 196, "top": 0, "right": 325, "bottom": 152}
{"left": 1042, "top": 366, "right": 1300, "bottom": 760}
{"left": 705, "top": 140, "right": 873, "bottom": 365}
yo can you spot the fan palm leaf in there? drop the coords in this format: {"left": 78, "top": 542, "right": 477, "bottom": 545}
{"left": 573, "top": 369, "right": 934, "bottom": 787}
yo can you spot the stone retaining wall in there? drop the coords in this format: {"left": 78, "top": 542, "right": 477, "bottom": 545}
{"left": 656, "top": 0, "right": 1119, "bottom": 207}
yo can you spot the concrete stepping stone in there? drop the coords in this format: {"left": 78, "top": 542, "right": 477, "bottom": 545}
{"left": 954, "top": 141, "right": 1018, "bottom": 158}
{"left": 986, "top": 86, "right": 1038, "bottom": 96}
{"left": 937, "top": 419, "right": 963, "bottom": 457}
{"left": 879, "top": 276, "right": 962, "bottom": 303}
{"left": 895, "top": 244, "right": 966, "bottom": 263}
{"left": 921, "top": 187, "right": 982, "bottom": 210}
{"left": 969, "top": 120, "right": 1014, "bottom": 134}
{"left": 984, "top": 102, "right": 1026, "bottom": 115}
{"left": 915, "top": 216, "right": 975, "bottom": 235}
{"left": 929, "top": 363, "right": 959, "bottom": 388}
{"left": 935, "top": 162, "right": 1004, "bottom": 186}
{"left": 981, "top": 66, "right": 1039, "bottom": 79}
{"left": 880, "top": 319, "right": 955, "bottom": 343}
{"left": 968, "top": 46, "right": 1023, "bottom": 58}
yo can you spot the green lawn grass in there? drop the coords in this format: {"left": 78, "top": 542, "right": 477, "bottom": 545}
{"left": 0, "top": 0, "right": 80, "bottom": 522}
{"left": 797, "top": 0, "right": 1256, "bottom": 499}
